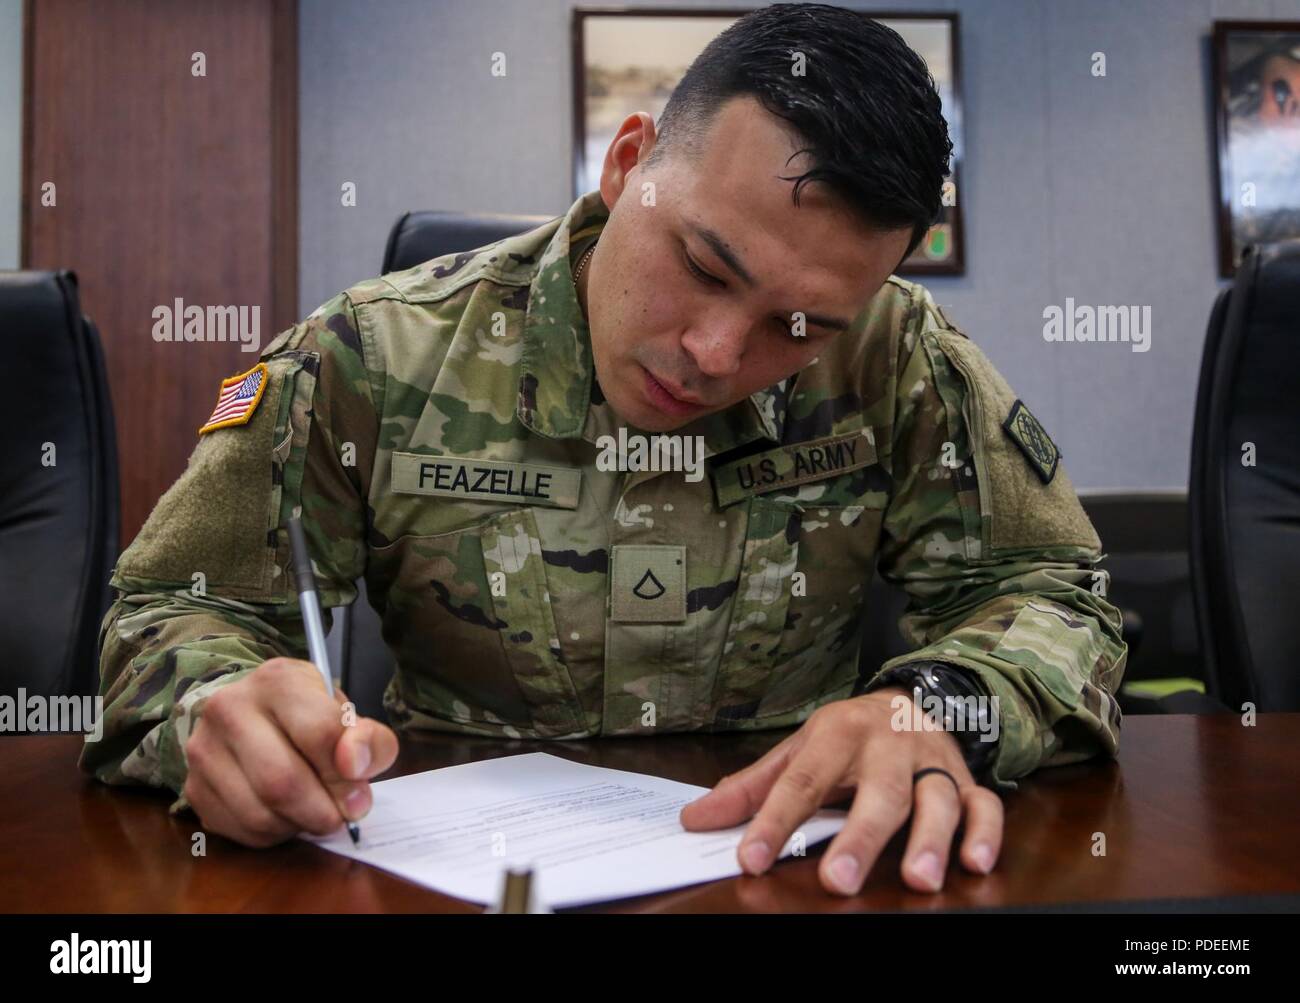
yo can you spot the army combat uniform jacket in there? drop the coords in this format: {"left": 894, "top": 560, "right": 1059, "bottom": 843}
{"left": 80, "top": 191, "right": 1127, "bottom": 805}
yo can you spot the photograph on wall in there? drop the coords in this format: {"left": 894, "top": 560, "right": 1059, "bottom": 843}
{"left": 1213, "top": 21, "right": 1300, "bottom": 276}
{"left": 573, "top": 9, "right": 965, "bottom": 274}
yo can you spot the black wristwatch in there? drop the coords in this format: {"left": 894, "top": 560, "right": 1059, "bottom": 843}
{"left": 861, "top": 661, "right": 999, "bottom": 784}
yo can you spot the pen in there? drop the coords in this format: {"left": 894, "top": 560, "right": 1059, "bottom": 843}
{"left": 489, "top": 866, "right": 551, "bottom": 914}
{"left": 287, "top": 516, "right": 362, "bottom": 846}
{"left": 499, "top": 867, "right": 533, "bottom": 914}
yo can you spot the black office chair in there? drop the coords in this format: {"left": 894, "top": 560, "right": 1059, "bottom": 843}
{"left": 1189, "top": 239, "right": 1300, "bottom": 713}
{"left": 0, "top": 270, "right": 119, "bottom": 707}
{"left": 856, "top": 491, "right": 1205, "bottom": 712}
{"left": 381, "top": 210, "right": 554, "bottom": 277}
{"left": 1078, "top": 491, "right": 1218, "bottom": 714}
{"left": 329, "top": 210, "right": 557, "bottom": 720}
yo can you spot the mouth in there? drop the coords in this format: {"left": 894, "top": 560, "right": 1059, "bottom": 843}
{"left": 641, "top": 366, "right": 706, "bottom": 417}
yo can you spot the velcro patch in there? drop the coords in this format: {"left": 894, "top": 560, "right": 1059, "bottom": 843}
{"left": 391, "top": 451, "right": 581, "bottom": 509}
{"left": 610, "top": 545, "right": 686, "bottom": 623}
{"left": 1002, "top": 399, "right": 1059, "bottom": 484}
{"left": 710, "top": 427, "right": 877, "bottom": 509}
{"left": 199, "top": 362, "right": 268, "bottom": 434}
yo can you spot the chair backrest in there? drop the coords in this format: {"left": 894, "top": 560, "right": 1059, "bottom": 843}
{"left": 1189, "top": 240, "right": 1300, "bottom": 712}
{"left": 856, "top": 491, "right": 1204, "bottom": 693}
{"left": 332, "top": 210, "right": 559, "bottom": 719}
{"left": 0, "top": 270, "right": 119, "bottom": 701}
{"left": 382, "top": 210, "right": 555, "bottom": 275}
{"left": 1076, "top": 490, "right": 1202, "bottom": 686}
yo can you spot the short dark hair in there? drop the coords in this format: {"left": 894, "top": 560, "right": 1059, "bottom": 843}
{"left": 643, "top": 3, "right": 952, "bottom": 260}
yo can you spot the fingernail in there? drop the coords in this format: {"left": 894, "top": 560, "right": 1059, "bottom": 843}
{"left": 971, "top": 843, "right": 994, "bottom": 874}
{"left": 351, "top": 744, "right": 370, "bottom": 779}
{"left": 740, "top": 841, "right": 771, "bottom": 874}
{"left": 828, "top": 855, "right": 861, "bottom": 894}
{"left": 344, "top": 786, "right": 369, "bottom": 818}
{"left": 912, "top": 851, "right": 943, "bottom": 890}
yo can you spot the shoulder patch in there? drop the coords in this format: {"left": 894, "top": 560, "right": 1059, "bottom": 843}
{"left": 199, "top": 362, "right": 268, "bottom": 434}
{"left": 1002, "top": 399, "right": 1059, "bottom": 484}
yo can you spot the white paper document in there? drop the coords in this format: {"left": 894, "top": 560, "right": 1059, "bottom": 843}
{"left": 304, "top": 752, "right": 847, "bottom": 908}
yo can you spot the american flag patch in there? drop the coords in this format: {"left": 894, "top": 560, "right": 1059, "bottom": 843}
{"left": 199, "top": 362, "right": 269, "bottom": 434}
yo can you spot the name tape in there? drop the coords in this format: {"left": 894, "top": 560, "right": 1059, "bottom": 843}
{"left": 391, "top": 452, "right": 581, "bottom": 509}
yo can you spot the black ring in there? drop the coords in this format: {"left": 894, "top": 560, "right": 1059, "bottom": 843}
{"left": 912, "top": 767, "right": 961, "bottom": 797}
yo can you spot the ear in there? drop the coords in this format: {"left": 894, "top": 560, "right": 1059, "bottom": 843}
{"left": 601, "top": 111, "right": 658, "bottom": 206}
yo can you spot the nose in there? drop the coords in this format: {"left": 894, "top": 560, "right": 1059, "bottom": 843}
{"left": 680, "top": 312, "right": 749, "bottom": 379}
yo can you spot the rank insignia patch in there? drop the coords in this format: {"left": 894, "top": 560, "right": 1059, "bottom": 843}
{"left": 199, "top": 362, "right": 269, "bottom": 434}
{"left": 1002, "top": 399, "right": 1059, "bottom": 484}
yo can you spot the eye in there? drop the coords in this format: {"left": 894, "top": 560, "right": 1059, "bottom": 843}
{"left": 682, "top": 248, "right": 721, "bottom": 286}
{"left": 774, "top": 316, "right": 798, "bottom": 338}
{"left": 777, "top": 314, "right": 826, "bottom": 340}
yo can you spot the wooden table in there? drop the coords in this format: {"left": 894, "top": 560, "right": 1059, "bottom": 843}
{"left": 2, "top": 715, "right": 1298, "bottom": 912}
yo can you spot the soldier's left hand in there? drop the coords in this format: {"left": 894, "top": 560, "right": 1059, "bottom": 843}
{"left": 679, "top": 686, "right": 1004, "bottom": 895}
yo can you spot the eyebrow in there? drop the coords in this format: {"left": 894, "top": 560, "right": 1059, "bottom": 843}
{"left": 687, "top": 221, "right": 854, "bottom": 332}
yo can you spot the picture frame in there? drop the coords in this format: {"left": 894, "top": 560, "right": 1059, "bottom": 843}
{"left": 1211, "top": 20, "right": 1300, "bottom": 277}
{"left": 571, "top": 7, "right": 966, "bottom": 275}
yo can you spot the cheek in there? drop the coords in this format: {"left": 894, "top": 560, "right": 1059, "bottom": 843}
{"left": 610, "top": 270, "right": 687, "bottom": 347}
{"left": 638, "top": 290, "right": 685, "bottom": 334}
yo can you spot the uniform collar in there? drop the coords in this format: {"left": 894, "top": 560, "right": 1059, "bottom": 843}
{"left": 517, "top": 190, "right": 792, "bottom": 453}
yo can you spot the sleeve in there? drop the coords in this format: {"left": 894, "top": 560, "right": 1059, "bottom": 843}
{"left": 863, "top": 309, "right": 1128, "bottom": 791}
{"left": 77, "top": 292, "right": 380, "bottom": 812}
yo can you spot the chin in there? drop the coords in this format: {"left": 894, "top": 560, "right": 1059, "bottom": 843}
{"left": 604, "top": 388, "right": 692, "bottom": 433}
{"left": 641, "top": 413, "right": 697, "bottom": 433}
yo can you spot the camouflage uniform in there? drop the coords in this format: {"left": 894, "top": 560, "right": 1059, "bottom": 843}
{"left": 80, "top": 190, "right": 1127, "bottom": 809}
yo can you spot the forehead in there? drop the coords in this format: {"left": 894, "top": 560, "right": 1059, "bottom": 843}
{"left": 661, "top": 97, "right": 894, "bottom": 294}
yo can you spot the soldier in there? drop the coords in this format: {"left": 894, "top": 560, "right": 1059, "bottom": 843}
{"left": 81, "top": 4, "right": 1126, "bottom": 898}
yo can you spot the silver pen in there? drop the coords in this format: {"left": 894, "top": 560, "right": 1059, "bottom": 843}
{"left": 287, "top": 516, "right": 362, "bottom": 846}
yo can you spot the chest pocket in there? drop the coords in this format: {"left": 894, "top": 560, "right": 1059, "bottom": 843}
{"left": 710, "top": 429, "right": 887, "bottom": 724}
{"left": 371, "top": 506, "right": 585, "bottom": 738}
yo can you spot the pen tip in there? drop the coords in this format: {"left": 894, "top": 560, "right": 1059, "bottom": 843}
{"left": 348, "top": 822, "right": 361, "bottom": 846}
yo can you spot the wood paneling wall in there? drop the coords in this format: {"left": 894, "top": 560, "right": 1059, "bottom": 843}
{"left": 23, "top": 0, "right": 297, "bottom": 545}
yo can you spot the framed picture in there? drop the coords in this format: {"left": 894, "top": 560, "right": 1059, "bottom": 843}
{"left": 1212, "top": 21, "right": 1300, "bottom": 277}
{"left": 572, "top": 7, "right": 965, "bottom": 275}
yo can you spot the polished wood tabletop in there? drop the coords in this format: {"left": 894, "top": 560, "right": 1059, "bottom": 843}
{"left": 2, "top": 714, "right": 1298, "bottom": 913}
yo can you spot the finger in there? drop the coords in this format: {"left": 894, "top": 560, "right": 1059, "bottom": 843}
{"left": 216, "top": 706, "right": 347, "bottom": 836}
{"left": 328, "top": 719, "right": 400, "bottom": 824}
{"left": 260, "top": 670, "right": 353, "bottom": 783}
{"left": 679, "top": 732, "right": 801, "bottom": 831}
{"left": 738, "top": 731, "right": 858, "bottom": 876}
{"left": 184, "top": 759, "right": 295, "bottom": 849}
{"left": 817, "top": 741, "right": 915, "bottom": 896}
{"left": 184, "top": 770, "right": 252, "bottom": 846}
{"left": 900, "top": 772, "right": 965, "bottom": 892}
{"left": 957, "top": 785, "right": 1004, "bottom": 875}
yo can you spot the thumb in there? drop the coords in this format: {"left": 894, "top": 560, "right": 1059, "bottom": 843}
{"left": 334, "top": 717, "right": 399, "bottom": 782}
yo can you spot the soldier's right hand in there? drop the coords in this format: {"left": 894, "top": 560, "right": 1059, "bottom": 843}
{"left": 182, "top": 657, "right": 399, "bottom": 848}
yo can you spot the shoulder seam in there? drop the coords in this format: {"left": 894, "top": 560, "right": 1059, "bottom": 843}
{"left": 347, "top": 276, "right": 409, "bottom": 306}
{"left": 345, "top": 294, "right": 387, "bottom": 422}
{"left": 362, "top": 259, "right": 536, "bottom": 307}
{"left": 402, "top": 264, "right": 534, "bottom": 303}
